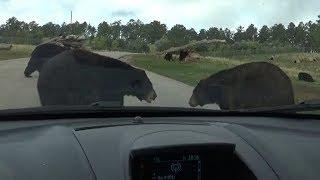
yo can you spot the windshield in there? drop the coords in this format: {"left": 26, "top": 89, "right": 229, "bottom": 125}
{"left": 0, "top": 0, "right": 319, "bottom": 114}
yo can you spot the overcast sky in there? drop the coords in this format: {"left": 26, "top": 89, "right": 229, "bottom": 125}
{"left": 0, "top": 0, "right": 319, "bottom": 31}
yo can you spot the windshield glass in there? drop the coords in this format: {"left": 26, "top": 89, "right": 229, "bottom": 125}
{"left": 0, "top": 0, "right": 319, "bottom": 113}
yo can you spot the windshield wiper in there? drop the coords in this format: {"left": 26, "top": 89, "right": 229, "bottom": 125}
{"left": 240, "top": 100, "right": 320, "bottom": 113}
{"left": 90, "top": 101, "right": 123, "bottom": 108}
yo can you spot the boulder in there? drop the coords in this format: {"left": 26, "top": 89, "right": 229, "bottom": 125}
{"left": 185, "top": 53, "right": 202, "bottom": 62}
{"left": 294, "top": 59, "right": 301, "bottom": 64}
{"left": 298, "top": 72, "right": 315, "bottom": 82}
{"left": 172, "top": 54, "right": 179, "bottom": 60}
{"left": 0, "top": 43, "right": 12, "bottom": 50}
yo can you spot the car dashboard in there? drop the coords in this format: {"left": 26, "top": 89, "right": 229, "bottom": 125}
{"left": 0, "top": 115, "right": 319, "bottom": 180}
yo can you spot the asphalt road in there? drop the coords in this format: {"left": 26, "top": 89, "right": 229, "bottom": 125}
{"left": 0, "top": 52, "right": 219, "bottom": 110}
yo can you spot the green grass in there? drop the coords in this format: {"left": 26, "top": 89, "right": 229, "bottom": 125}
{"left": 231, "top": 53, "right": 320, "bottom": 80}
{"left": 132, "top": 54, "right": 237, "bottom": 85}
{"left": 0, "top": 44, "right": 35, "bottom": 60}
{"left": 131, "top": 53, "right": 320, "bottom": 103}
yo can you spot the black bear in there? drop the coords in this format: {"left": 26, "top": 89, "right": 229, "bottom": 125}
{"left": 189, "top": 62, "right": 294, "bottom": 110}
{"left": 37, "top": 49, "right": 157, "bottom": 106}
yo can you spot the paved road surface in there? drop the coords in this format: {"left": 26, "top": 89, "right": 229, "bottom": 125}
{"left": 0, "top": 52, "right": 219, "bottom": 110}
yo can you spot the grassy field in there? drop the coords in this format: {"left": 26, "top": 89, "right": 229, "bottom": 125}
{"left": 0, "top": 44, "right": 35, "bottom": 60}
{"left": 131, "top": 53, "right": 320, "bottom": 103}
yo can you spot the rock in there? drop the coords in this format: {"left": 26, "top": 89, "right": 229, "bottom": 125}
{"left": 0, "top": 43, "right": 12, "bottom": 50}
{"left": 298, "top": 72, "right": 315, "bottom": 82}
{"left": 46, "top": 35, "right": 86, "bottom": 49}
{"left": 172, "top": 54, "right": 179, "bottom": 60}
{"left": 190, "top": 53, "right": 201, "bottom": 59}
{"left": 185, "top": 53, "right": 202, "bottom": 62}
{"left": 295, "top": 54, "right": 319, "bottom": 63}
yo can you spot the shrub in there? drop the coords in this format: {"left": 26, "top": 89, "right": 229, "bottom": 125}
{"left": 111, "top": 39, "right": 125, "bottom": 51}
{"left": 127, "top": 38, "right": 150, "bottom": 53}
{"left": 155, "top": 38, "right": 172, "bottom": 51}
{"left": 203, "top": 41, "right": 302, "bottom": 57}
{"left": 90, "top": 37, "right": 108, "bottom": 50}
{"left": 193, "top": 43, "right": 209, "bottom": 52}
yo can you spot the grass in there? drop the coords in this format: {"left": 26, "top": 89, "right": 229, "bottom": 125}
{"left": 0, "top": 44, "right": 35, "bottom": 60}
{"left": 132, "top": 55, "right": 237, "bottom": 85}
{"left": 131, "top": 53, "right": 320, "bottom": 104}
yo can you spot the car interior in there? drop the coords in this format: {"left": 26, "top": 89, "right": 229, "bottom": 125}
{"left": 0, "top": 108, "right": 319, "bottom": 180}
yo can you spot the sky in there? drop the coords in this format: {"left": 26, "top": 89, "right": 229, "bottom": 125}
{"left": 0, "top": 0, "right": 319, "bottom": 31}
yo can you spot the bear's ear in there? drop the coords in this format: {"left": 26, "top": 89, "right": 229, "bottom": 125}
{"left": 131, "top": 80, "right": 142, "bottom": 89}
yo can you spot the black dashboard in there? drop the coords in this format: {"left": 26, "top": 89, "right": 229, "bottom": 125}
{"left": 130, "top": 143, "right": 256, "bottom": 180}
{"left": 0, "top": 115, "right": 319, "bottom": 180}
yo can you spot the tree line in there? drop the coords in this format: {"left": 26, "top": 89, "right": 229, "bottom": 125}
{"left": 0, "top": 16, "right": 320, "bottom": 54}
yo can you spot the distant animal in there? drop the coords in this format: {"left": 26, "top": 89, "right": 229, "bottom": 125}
{"left": 24, "top": 43, "right": 68, "bottom": 77}
{"left": 179, "top": 50, "right": 189, "bottom": 61}
{"left": 189, "top": 62, "right": 294, "bottom": 110}
{"left": 298, "top": 72, "right": 315, "bottom": 82}
{"left": 37, "top": 49, "right": 157, "bottom": 106}
{"left": 164, "top": 53, "right": 173, "bottom": 61}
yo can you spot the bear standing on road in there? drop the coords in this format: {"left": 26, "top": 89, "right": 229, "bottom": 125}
{"left": 37, "top": 49, "right": 157, "bottom": 106}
